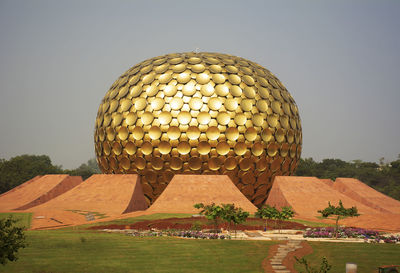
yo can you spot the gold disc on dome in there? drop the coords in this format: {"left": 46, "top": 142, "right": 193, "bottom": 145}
{"left": 134, "top": 98, "right": 147, "bottom": 111}
{"left": 234, "top": 142, "right": 247, "bottom": 155}
{"left": 241, "top": 99, "right": 253, "bottom": 112}
{"left": 120, "top": 99, "right": 132, "bottom": 112}
{"left": 217, "top": 112, "right": 230, "bottom": 125}
{"left": 224, "top": 98, "right": 238, "bottom": 111}
{"left": 189, "top": 157, "right": 202, "bottom": 170}
{"left": 177, "top": 72, "right": 191, "bottom": 83}
{"left": 158, "top": 73, "right": 172, "bottom": 84}
{"left": 267, "top": 114, "right": 279, "bottom": 127}
{"left": 212, "top": 74, "right": 226, "bottom": 84}
{"left": 170, "top": 157, "right": 183, "bottom": 170}
{"left": 209, "top": 64, "right": 222, "bottom": 73}
{"left": 239, "top": 158, "right": 252, "bottom": 171}
{"left": 151, "top": 157, "right": 164, "bottom": 170}
{"left": 197, "top": 112, "right": 211, "bottom": 125}
{"left": 215, "top": 84, "right": 229, "bottom": 96}
{"left": 198, "top": 141, "right": 211, "bottom": 155}
{"left": 141, "top": 141, "right": 153, "bottom": 155}
{"left": 187, "top": 126, "right": 201, "bottom": 140}
{"left": 151, "top": 98, "right": 164, "bottom": 111}
{"left": 141, "top": 112, "right": 154, "bottom": 125}
{"left": 177, "top": 141, "right": 191, "bottom": 155}
{"left": 125, "top": 141, "right": 136, "bottom": 155}
{"left": 245, "top": 127, "right": 257, "bottom": 142}
{"left": 159, "top": 141, "right": 172, "bottom": 154}
{"left": 216, "top": 142, "right": 230, "bottom": 155}
{"left": 125, "top": 112, "right": 137, "bottom": 126}
{"left": 276, "top": 128, "right": 286, "bottom": 143}
{"left": 191, "top": 64, "right": 205, "bottom": 73}
{"left": 267, "top": 142, "right": 279, "bottom": 157}
{"left": 206, "top": 126, "right": 220, "bottom": 140}
{"left": 106, "top": 127, "right": 116, "bottom": 141}
{"left": 242, "top": 75, "right": 255, "bottom": 86}
{"left": 280, "top": 143, "right": 289, "bottom": 157}
{"left": 149, "top": 126, "right": 162, "bottom": 140}
{"left": 200, "top": 84, "right": 214, "bottom": 96}
{"left": 251, "top": 142, "right": 264, "bottom": 156}
{"left": 182, "top": 83, "right": 196, "bottom": 96}
{"left": 159, "top": 111, "right": 172, "bottom": 125}
{"left": 164, "top": 85, "right": 178, "bottom": 96}
{"left": 252, "top": 114, "right": 264, "bottom": 127}
{"left": 134, "top": 157, "right": 146, "bottom": 170}
{"left": 177, "top": 111, "right": 191, "bottom": 125}
{"left": 189, "top": 97, "right": 203, "bottom": 110}
{"left": 256, "top": 100, "right": 269, "bottom": 112}
{"left": 261, "top": 128, "right": 273, "bottom": 142}
{"left": 228, "top": 74, "right": 241, "bottom": 85}
{"left": 118, "top": 126, "right": 129, "bottom": 141}
{"left": 196, "top": 73, "right": 210, "bottom": 84}
{"left": 170, "top": 97, "right": 183, "bottom": 110}
{"left": 208, "top": 157, "right": 221, "bottom": 170}
{"left": 120, "top": 156, "right": 131, "bottom": 170}
{"left": 112, "top": 142, "right": 122, "bottom": 155}
{"left": 230, "top": 85, "right": 242, "bottom": 97}
{"left": 208, "top": 97, "right": 222, "bottom": 110}
{"left": 234, "top": 113, "right": 247, "bottom": 126}
{"left": 167, "top": 126, "right": 181, "bottom": 140}
{"left": 225, "top": 127, "right": 239, "bottom": 141}
{"left": 243, "top": 86, "right": 256, "bottom": 98}
{"left": 224, "top": 157, "right": 237, "bottom": 170}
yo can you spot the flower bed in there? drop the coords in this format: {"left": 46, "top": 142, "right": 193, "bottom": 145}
{"left": 123, "top": 230, "right": 231, "bottom": 240}
{"left": 304, "top": 227, "right": 400, "bottom": 243}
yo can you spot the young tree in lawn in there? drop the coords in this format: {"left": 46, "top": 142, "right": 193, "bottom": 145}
{"left": 255, "top": 205, "right": 279, "bottom": 230}
{"left": 318, "top": 200, "right": 360, "bottom": 238}
{"left": 194, "top": 203, "right": 223, "bottom": 233}
{"left": 0, "top": 217, "right": 27, "bottom": 265}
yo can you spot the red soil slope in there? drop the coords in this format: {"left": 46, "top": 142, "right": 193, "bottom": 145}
{"left": 333, "top": 178, "right": 400, "bottom": 214}
{"left": 148, "top": 175, "right": 258, "bottom": 214}
{"left": 0, "top": 175, "right": 82, "bottom": 212}
{"left": 29, "top": 174, "right": 147, "bottom": 229}
{"left": 265, "top": 176, "right": 400, "bottom": 232}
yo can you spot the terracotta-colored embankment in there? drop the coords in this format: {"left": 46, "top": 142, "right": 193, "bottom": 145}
{"left": 265, "top": 176, "right": 379, "bottom": 219}
{"left": 0, "top": 175, "right": 82, "bottom": 212}
{"left": 30, "top": 174, "right": 148, "bottom": 229}
{"left": 148, "top": 175, "right": 258, "bottom": 214}
{"left": 265, "top": 176, "right": 400, "bottom": 232}
{"left": 333, "top": 178, "right": 400, "bottom": 214}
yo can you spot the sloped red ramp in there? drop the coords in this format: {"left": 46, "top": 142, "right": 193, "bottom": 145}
{"left": 0, "top": 175, "right": 82, "bottom": 212}
{"left": 148, "top": 175, "right": 258, "bottom": 214}
{"left": 333, "top": 178, "right": 400, "bottom": 214}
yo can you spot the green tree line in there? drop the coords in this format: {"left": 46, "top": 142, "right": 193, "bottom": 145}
{"left": 294, "top": 156, "right": 400, "bottom": 201}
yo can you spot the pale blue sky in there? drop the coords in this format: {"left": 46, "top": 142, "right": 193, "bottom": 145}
{"left": 0, "top": 0, "right": 399, "bottom": 169}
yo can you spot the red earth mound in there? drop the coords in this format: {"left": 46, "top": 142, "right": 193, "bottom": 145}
{"left": 0, "top": 175, "right": 82, "bottom": 211}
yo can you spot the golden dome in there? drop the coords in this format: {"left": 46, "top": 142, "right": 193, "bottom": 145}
{"left": 94, "top": 52, "right": 302, "bottom": 206}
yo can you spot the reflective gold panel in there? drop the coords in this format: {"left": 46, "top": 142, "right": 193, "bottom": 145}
{"left": 95, "top": 52, "right": 302, "bottom": 207}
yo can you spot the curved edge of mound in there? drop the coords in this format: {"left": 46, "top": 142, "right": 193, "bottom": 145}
{"left": 15, "top": 176, "right": 83, "bottom": 210}
{"left": 123, "top": 175, "right": 148, "bottom": 213}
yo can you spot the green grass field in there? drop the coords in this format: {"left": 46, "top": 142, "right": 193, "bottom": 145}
{"left": 0, "top": 212, "right": 32, "bottom": 229}
{"left": 0, "top": 230, "right": 276, "bottom": 273}
{"left": 295, "top": 242, "right": 400, "bottom": 273}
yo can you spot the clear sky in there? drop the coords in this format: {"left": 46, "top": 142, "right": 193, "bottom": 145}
{"left": 0, "top": 0, "right": 399, "bottom": 169}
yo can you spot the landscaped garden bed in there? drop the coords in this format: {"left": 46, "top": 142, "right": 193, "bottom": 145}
{"left": 304, "top": 227, "right": 400, "bottom": 243}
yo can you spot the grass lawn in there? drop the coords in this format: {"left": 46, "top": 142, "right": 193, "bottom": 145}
{"left": 295, "top": 242, "right": 400, "bottom": 273}
{"left": 0, "top": 212, "right": 32, "bottom": 229}
{"left": 0, "top": 230, "right": 276, "bottom": 273}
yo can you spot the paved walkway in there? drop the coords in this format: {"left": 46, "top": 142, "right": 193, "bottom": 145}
{"left": 269, "top": 240, "right": 303, "bottom": 273}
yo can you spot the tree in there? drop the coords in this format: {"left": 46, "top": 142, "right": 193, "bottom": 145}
{"left": 0, "top": 217, "right": 27, "bottom": 265}
{"left": 276, "top": 206, "right": 295, "bottom": 232}
{"left": 194, "top": 203, "right": 223, "bottom": 233}
{"left": 318, "top": 200, "right": 360, "bottom": 238}
{"left": 220, "top": 204, "right": 249, "bottom": 237}
{"left": 255, "top": 205, "right": 279, "bottom": 230}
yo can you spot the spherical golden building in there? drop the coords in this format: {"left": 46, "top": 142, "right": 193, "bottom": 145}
{"left": 94, "top": 52, "right": 302, "bottom": 206}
